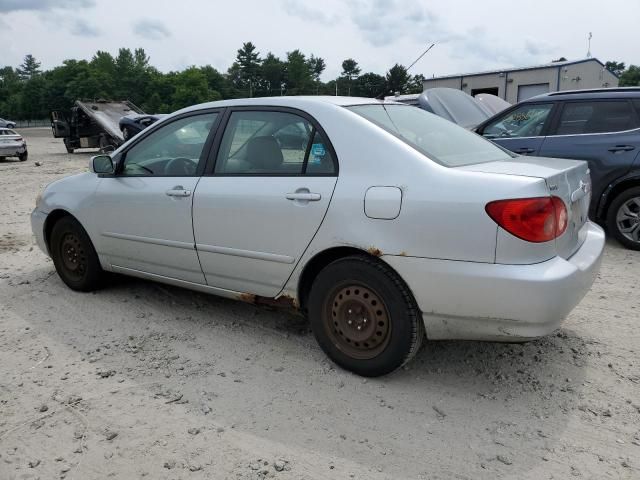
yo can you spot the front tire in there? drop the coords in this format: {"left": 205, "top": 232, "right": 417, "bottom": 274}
{"left": 50, "top": 216, "right": 104, "bottom": 291}
{"left": 606, "top": 187, "right": 640, "bottom": 251}
{"left": 308, "top": 255, "right": 424, "bottom": 377}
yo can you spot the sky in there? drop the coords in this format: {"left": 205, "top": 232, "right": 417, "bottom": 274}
{"left": 1, "top": 0, "right": 639, "bottom": 80}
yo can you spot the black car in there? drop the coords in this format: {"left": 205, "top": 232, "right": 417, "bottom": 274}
{"left": 475, "top": 88, "right": 640, "bottom": 250}
{"left": 119, "top": 114, "right": 166, "bottom": 141}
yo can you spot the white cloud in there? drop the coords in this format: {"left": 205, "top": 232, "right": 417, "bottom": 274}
{"left": 133, "top": 19, "right": 171, "bottom": 40}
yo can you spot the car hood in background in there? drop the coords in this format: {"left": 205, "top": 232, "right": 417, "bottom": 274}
{"left": 474, "top": 94, "right": 511, "bottom": 116}
{"left": 418, "top": 88, "right": 491, "bottom": 129}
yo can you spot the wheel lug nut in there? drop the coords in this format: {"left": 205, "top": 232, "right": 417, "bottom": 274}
{"left": 357, "top": 326, "right": 362, "bottom": 330}
{"left": 347, "top": 320, "right": 352, "bottom": 325}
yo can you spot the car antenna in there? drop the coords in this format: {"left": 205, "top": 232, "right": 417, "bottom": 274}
{"left": 375, "top": 43, "right": 436, "bottom": 100}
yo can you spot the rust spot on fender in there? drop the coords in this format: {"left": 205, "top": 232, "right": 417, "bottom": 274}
{"left": 367, "top": 246, "right": 383, "bottom": 257}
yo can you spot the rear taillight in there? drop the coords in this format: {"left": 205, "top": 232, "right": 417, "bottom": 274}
{"left": 485, "top": 196, "right": 568, "bottom": 243}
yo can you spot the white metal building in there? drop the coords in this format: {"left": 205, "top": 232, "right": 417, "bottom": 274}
{"left": 422, "top": 58, "right": 619, "bottom": 103}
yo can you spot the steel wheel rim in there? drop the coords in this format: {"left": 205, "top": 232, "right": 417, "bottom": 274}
{"left": 324, "top": 284, "right": 391, "bottom": 360}
{"left": 60, "top": 233, "right": 87, "bottom": 281}
{"left": 616, "top": 196, "right": 640, "bottom": 243}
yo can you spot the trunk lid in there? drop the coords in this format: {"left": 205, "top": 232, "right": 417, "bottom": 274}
{"left": 458, "top": 156, "right": 591, "bottom": 259}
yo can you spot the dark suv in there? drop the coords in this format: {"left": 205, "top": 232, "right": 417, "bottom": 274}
{"left": 475, "top": 88, "right": 640, "bottom": 250}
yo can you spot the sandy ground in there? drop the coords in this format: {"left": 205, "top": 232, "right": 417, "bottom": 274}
{"left": 0, "top": 128, "right": 639, "bottom": 480}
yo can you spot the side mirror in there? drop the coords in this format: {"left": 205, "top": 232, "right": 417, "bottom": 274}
{"left": 91, "top": 155, "right": 114, "bottom": 174}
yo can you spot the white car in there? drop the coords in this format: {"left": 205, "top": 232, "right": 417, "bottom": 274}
{"left": 31, "top": 97, "right": 605, "bottom": 377}
{"left": 0, "top": 127, "right": 28, "bottom": 161}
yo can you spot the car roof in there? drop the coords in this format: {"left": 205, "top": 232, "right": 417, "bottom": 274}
{"left": 523, "top": 87, "right": 640, "bottom": 103}
{"left": 176, "top": 96, "right": 398, "bottom": 115}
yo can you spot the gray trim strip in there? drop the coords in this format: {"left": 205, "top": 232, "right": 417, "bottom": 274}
{"left": 102, "top": 232, "right": 195, "bottom": 250}
{"left": 196, "top": 243, "right": 295, "bottom": 264}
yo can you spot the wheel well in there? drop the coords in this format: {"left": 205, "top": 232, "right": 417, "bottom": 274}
{"left": 297, "top": 246, "right": 378, "bottom": 311}
{"left": 43, "top": 209, "right": 73, "bottom": 250}
{"left": 600, "top": 178, "right": 640, "bottom": 221}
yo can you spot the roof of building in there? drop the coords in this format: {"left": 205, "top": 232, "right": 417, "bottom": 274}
{"left": 424, "top": 58, "right": 613, "bottom": 81}
{"left": 519, "top": 87, "right": 640, "bottom": 102}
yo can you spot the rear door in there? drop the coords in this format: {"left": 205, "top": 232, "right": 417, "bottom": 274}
{"left": 192, "top": 108, "right": 338, "bottom": 297}
{"left": 538, "top": 99, "right": 640, "bottom": 216}
{"left": 478, "top": 102, "right": 555, "bottom": 156}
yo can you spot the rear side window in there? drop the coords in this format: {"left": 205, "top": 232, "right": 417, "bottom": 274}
{"left": 349, "top": 104, "right": 513, "bottom": 167}
{"left": 482, "top": 103, "right": 553, "bottom": 139}
{"left": 214, "top": 110, "right": 336, "bottom": 175}
{"left": 555, "top": 101, "right": 638, "bottom": 135}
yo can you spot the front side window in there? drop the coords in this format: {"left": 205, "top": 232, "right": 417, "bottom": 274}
{"left": 555, "top": 101, "right": 638, "bottom": 135}
{"left": 121, "top": 113, "right": 218, "bottom": 176}
{"left": 482, "top": 103, "right": 553, "bottom": 139}
{"left": 214, "top": 110, "right": 335, "bottom": 175}
{"left": 348, "top": 104, "right": 512, "bottom": 167}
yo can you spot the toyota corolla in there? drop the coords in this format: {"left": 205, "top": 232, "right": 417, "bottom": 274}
{"left": 31, "top": 97, "right": 605, "bottom": 377}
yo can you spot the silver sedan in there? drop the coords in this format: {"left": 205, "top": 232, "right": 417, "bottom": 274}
{"left": 31, "top": 97, "right": 605, "bottom": 376}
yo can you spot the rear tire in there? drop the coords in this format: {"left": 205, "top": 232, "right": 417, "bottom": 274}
{"left": 18, "top": 151, "right": 28, "bottom": 162}
{"left": 307, "top": 255, "right": 424, "bottom": 377}
{"left": 606, "top": 187, "right": 640, "bottom": 251}
{"left": 50, "top": 216, "right": 104, "bottom": 291}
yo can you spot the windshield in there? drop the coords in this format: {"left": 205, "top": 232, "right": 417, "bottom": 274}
{"left": 347, "top": 104, "right": 513, "bottom": 167}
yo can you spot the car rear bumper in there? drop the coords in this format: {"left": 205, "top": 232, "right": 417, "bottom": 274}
{"left": 384, "top": 221, "right": 605, "bottom": 341}
{"left": 31, "top": 209, "right": 49, "bottom": 256}
{"left": 0, "top": 144, "right": 26, "bottom": 156}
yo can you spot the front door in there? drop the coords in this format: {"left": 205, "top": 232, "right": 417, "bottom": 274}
{"left": 94, "top": 111, "right": 220, "bottom": 284}
{"left": 51, "top": 111, "right": 70, "bottom": 138}
{"left": 193, "top": 109, "right": 338, "bottom": 297}
{"left": 479, "top": 102, "right": 555, "bottom": 156}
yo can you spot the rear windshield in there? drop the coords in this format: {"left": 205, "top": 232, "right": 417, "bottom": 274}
{"left": 347, "top": 104, "right": 513, "bottom": 167}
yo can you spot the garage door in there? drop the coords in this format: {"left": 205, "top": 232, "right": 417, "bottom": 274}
{"left": 517, "top": 83, "right": 550, "bottom": 102}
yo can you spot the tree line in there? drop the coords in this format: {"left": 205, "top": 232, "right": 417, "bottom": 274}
{"left": 1, "top": 43, "right": 637, "bottom": 121}
{"left": 0, "top": 43, "right": 424, "bottom": 120}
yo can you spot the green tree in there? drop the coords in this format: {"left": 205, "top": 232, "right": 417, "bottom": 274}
{"left": 407, "top": 74, "right": 426, "bottom": 94}
{"left": 605, "top": 60, "right": 626, "bottom": 77}
{"left": 385, "top": 64, "right": 410, "bottom": 94}
{"left": 171, "top": 67, "right": 220, "bottom": 110}
{"left": 284, "top": 50, "right": 311, "bottom": 95}
{"left": 354, "top": 72, "right": 385, "bottom": 97}
{"left": 341, "top": 58, "right": 361, "bottom": 95}
{"left": 620, "top": 65, "right": 640, "bottom": 86}
{"left": 17, "top": 54, "right": 42, "bottom": 80}
{"left": 341, "top": 58, "right": 361, "bottom": 78}
{"left": 260, "top": 53, "right": 285, "bottom": 95}
{"left": 228, "top": 42, "right": 262, "bottom": 96}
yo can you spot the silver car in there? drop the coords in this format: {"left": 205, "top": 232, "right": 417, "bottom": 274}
{"left": 0, "top": 127, "right": 28, "bottom": 161}
{"left": 31, "top": 97, "right": 605, "bottom": 377}
{"left": 0, "top": 117, "right": 16, "bottom": 128}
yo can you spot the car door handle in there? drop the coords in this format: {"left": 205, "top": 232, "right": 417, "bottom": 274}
{"left": 166, "top": 186, "right": 192, "bottom": 197}
{"left": 608, "top": 145, "right": 635, "bottom": 153}
{"left": 514, "top": 147, "right": 536, "bottom": 154}
{"left": 286, "top": 192, "right": 321, "bottom": 201}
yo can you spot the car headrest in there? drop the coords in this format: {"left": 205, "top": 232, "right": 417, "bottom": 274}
{"left": 246, "top": 136, "right": 283, "bottom": 171}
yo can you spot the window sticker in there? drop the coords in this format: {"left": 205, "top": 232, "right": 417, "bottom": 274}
{"left": 311, "top": 143, "right": 326, "bottom": 157}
